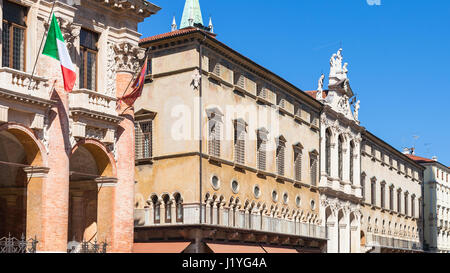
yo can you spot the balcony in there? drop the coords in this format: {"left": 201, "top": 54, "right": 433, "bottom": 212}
{"left": 69, "top": 89, "right": 118, "bottom": 117}
{"left": 0, "top": 67, "right": 52, "bottom": 104}
{"left": 365, "top": 233, "right": 422, "bottom": 251}
{"left": 134, "top": 204, "right": 327, "bottom": 241}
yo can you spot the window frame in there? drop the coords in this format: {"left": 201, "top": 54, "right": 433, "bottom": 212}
{"left": 79, "top": 28, "right": 99, "bottom": 91}
{"left": 2, "top": 18, "right": 27, "bottom": 71}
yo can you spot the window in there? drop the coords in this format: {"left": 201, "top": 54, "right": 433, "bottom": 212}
{"left": 257, "top": 129, "right": 268, "bottom": 171}
{"left": 404, "top": 192, "right": 409, "bottom": 216}
{"left": 2, "top": 1, "right": 27, "bottom": 71}
{"left": 253, "top": 185, "right": 261, "bottom": 198}
{"left": 371, "top": 178, "right": 376, "bottom": 205}
{"left": 283, "top": 193, "right": 289, "bottom": 205}
{"left": 325, "top": 129, "right": 332, "bottom": 176}
{"left": 231, "top": 180, "right": 239, "bottom": 194}
{"left": 411, "top": 195, "right": 416, "bottom": 218}
{"left": 163, "top": 195, "right": 171, "bottom": 223}
{"left": 389, "top": 185, "right": 394, "bottom": 211}
{"left": 211, "top": 175, "right": 220, "bottom": 190}
{"left": 79, "top": 28, "right": 98, "bottom": 90}
{"left": 381, "top": 182, "right": 386, "bottom": 209}
{"left": 209, "top": 58, "right": 220, "bottom": 76}
{"left": 276, "top": 136, "right": 286, "bottom": 176}
{"left": 397, "top": 189, "right": 402, "bottom": 214}
{"left": 174, "top": 193, "right": 183, "bottom": 223}
{"left": 257, "top": 84, "right": 268, "bottom": 99}
{"left": 135, "top": 120, "right": 153, "bottom": 160}
{"left": 145, "top": 57, "right": 152, "bottom": 76}
{"left": 310, "top": 152, "right": 318, "bottom": 186}
{"left": 350, "top": 141, "right": 355, "bottom": 184}
{"left": 338, "top": 135, "right": 344, "bottom": 180}
{"left": 208, "top": 115, "right": 222, "bottom": 157}
{"left": 151, "top": 195, "right": 160, "bottom": 224}
{"left": 293, "top": 144, "right": 303, "bottom": 181}
{"left": 272, "top": 190, "right": 278, "bottom": 202}
{"left": 233, "top": 119, "right": 246, "bottom": 165}
{"left": 361, "top": 173, "right": 366, "bottom": 200}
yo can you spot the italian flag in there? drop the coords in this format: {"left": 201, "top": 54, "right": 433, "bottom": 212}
{"left": 42, "top": 14, "right": 76, "bottom": 92}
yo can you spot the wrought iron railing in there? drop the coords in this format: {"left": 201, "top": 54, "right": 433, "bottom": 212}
{"left": 0, "top": 234, "right": 38, "bottom": 253}
{"left": 67, "top": 239, "right": 108, "bottom": 253}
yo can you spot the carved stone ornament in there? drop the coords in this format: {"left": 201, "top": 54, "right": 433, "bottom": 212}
{"left": 44, "top": 17, "right": 81, "bottom": 50}
{"left": 192, "top": 69, "right": 201, "bottom": 89}
{"left": 106, "top": 42, "right": 117, "bottom": 97}
{"left": 114, "top": 42, "right": 146, "bottom": 73}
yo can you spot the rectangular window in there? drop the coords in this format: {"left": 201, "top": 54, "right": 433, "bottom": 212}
{"left": 208, "top": 118, "right": 221, "bottom": 157}
{"left": 397, "top": 191, "right": 402, "bottom": 214}
{"left": 381, "top": 183, "right": 385, "bottom": 209}
{"left": 294, "top": 148, "right": 302, "bottom": 181}
{"left": 135, "top": 120, "right": 152, "bottom": 160}
{"left": 371, "top": 180, "right": 376, "bottom": 205}
{"left": 257, "top": 85, "right": 267, "bottom": 99}
{"left": 234, "top": 121, "right": 246, "bottom": 165}
{"left": 276, "top": 138, "right": 286, "bottom": 176}
{"left": 80, "top": 28, "right": 98, "bottom": 90}
{"left": 310, "top": 154, "right": 318, "bottom": 186}
{"left": 2, "top": 1, "right": 27, "bottom": 71}
{"left": 411, "top": 196, "right": 415, "bottom": 218}
{"left": 404, "top": 194, "right": 409, "bottom": 216}
{"left": 257, "top": 132, "right": 267, "bottom": 171}
{"left": 390, "top": 187, "right": 394, "bottom": 211}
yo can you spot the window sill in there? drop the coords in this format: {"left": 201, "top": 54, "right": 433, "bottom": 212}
{"left": 136, "top": 158, "right": 153, "bottom": 165}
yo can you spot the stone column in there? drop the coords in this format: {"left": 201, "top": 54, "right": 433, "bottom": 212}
{"left": 96, "top": 177, "right": 117, "bottom": 246}
{"left": 111, "top": 42, "right": 145, "bottom": 252}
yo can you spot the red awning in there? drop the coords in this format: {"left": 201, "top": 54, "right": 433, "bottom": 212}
{"left": 262, "top": 246, "right": 299, "bottom": 253}
{"left": 133, "top": 242, "right": 191, "bottom": 253}
{"left": 206, "top": 243, "right": 266, "bottom": 253}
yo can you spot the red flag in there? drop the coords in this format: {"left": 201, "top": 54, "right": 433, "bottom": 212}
{"left": 118, "top": 57, "right": 148, "bottom": 108}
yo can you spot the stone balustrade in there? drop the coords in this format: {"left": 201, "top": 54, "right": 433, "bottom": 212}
{"left": 69, "top": 89, "right": 117, "bottom": 116}
{"left": 0, "top": 67, "right": 50, "bottom": 101}
{"left": 134, "top": 204, "right": 328, "bottom": 240}
{"left": 366, "top": 233, "right": 422, "bottom": 251}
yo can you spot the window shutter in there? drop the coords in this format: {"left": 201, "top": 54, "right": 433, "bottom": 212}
{"left": 234, "top": 122, "right": 245, "bottom": 164}
{"left": 135, "top": 120, "right": 152, "bottom": 160}
{"left": 257, "top": 137, "right": 266, "bottom": 171}
{"left": 310, "top": 154, "right": 317, "bottom": 186}
{"left": 276, "top": 138, "right": 285, "bottom": 176}
{"left": 208, "top": 119, "right": 221, "bottom": 157}
{"left": 294, "top": 149, "right": 302, "bottom": 182}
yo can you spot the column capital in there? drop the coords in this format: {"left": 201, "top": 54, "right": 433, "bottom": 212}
{"left": 95, "top": 177, "right": 118, "bottom": 187}
{"left": 23, "top": 166, "right": 50, "bottom": 178}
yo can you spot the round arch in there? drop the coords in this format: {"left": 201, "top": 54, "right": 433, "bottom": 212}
{"left": 70, "top": 139, "right": 116, "bottom": 178}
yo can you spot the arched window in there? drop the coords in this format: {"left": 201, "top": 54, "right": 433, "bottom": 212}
{"left": 310, "top": 151, "right": 319, "bottom": 186}
{"left": 350, "top": 141, "right": 355, "bottom": 184}
{"left": 397, "top": 189, "right": 402, "bottom": 214}
{"left": 371, "top": 178, "right": 376, "bottom": 205}
{"left": 174, "top": 193, "right": 183, "bottom": 223}
{"left": 361, "top": 173, "right": 366, "bottom": 201}
{"left": 163, "top": 194, "right": 171, "bottom": 223}
{"left": 338, "top": 135, "right": 344, "bottom": 180}
{"left": 325, "top": 129, "right": 332, "bottom": 176}
{"left": 151, "top": 195, "right": 160, "bottom": 224}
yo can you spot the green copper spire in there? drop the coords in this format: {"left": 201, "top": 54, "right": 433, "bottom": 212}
{"left": 180, "top": 0, "right": 204, "bottom": 29}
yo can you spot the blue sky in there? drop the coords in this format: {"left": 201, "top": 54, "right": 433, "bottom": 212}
{"left": 138, "top": 0, "right": 450, "bottom": 166}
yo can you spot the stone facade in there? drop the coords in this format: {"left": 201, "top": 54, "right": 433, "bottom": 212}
{"left": 0, "top": 0, "right": 159, "bottom": 252}
{"left": 133, "top": 25, "right": 327, "bottom": 252}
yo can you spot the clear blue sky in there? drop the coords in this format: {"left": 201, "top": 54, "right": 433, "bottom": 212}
{"left": 138, "top": 0, "right": 450, "bottom": 166}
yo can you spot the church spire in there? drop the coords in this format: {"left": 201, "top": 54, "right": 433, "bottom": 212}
{"left": 180, "top": 0, "right": 204, "bottom": 29}
{"left": 171, "top": 16, "right": 177, "bottom": 31}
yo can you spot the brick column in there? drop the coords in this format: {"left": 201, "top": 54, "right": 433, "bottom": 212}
{"left": 42, "top": 87, "right": 70, "bottom": 252}
{"left": 96, "top": 177, "right": 117, "bottom": 247}
{"left": 112, "top": 71, "right": 135, "bottom": 253}
{"left": 23, "top": 167, "right": 49, "bottom": 247}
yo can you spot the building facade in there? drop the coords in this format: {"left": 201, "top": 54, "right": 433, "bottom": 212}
{"left": 133, "top": 0, "right": 328, "bottom": 253}
{"left": 0, "top": 0, "right": 159, "bottom": 252}
{"left": 306, "top": 49, "right": 365, "bottom": 253}
{"left": 359, "top": 133, "right": 424, "bottom": 253}
{"left": 407, "top": 154, "right": 450, "bottom": 253}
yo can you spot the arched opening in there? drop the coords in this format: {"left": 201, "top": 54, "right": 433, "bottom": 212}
{"left": 360, "top": 231, "right": 366, "bottom": 247}
{"left": 0, "top": 125, "right": 45, "bottom": 239}
{"left": 325, "top": 206, "right": 337, "bottom": 253}
{"left": 68, "top": 140, "right": 115, "bottom": 244}
{"left": 338, "top": 210, "right": 345, "bottom": 253}
{"left": 349, "top": 212, "right": 359, "bottom": 253}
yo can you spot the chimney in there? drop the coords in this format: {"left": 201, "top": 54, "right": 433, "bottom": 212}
{"left": 432, "top": 156, "right": 438, "bottom": 162}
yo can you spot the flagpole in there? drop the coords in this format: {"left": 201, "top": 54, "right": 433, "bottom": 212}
{"left": 27, "top": 0, "right": 57, "bottom": 91}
